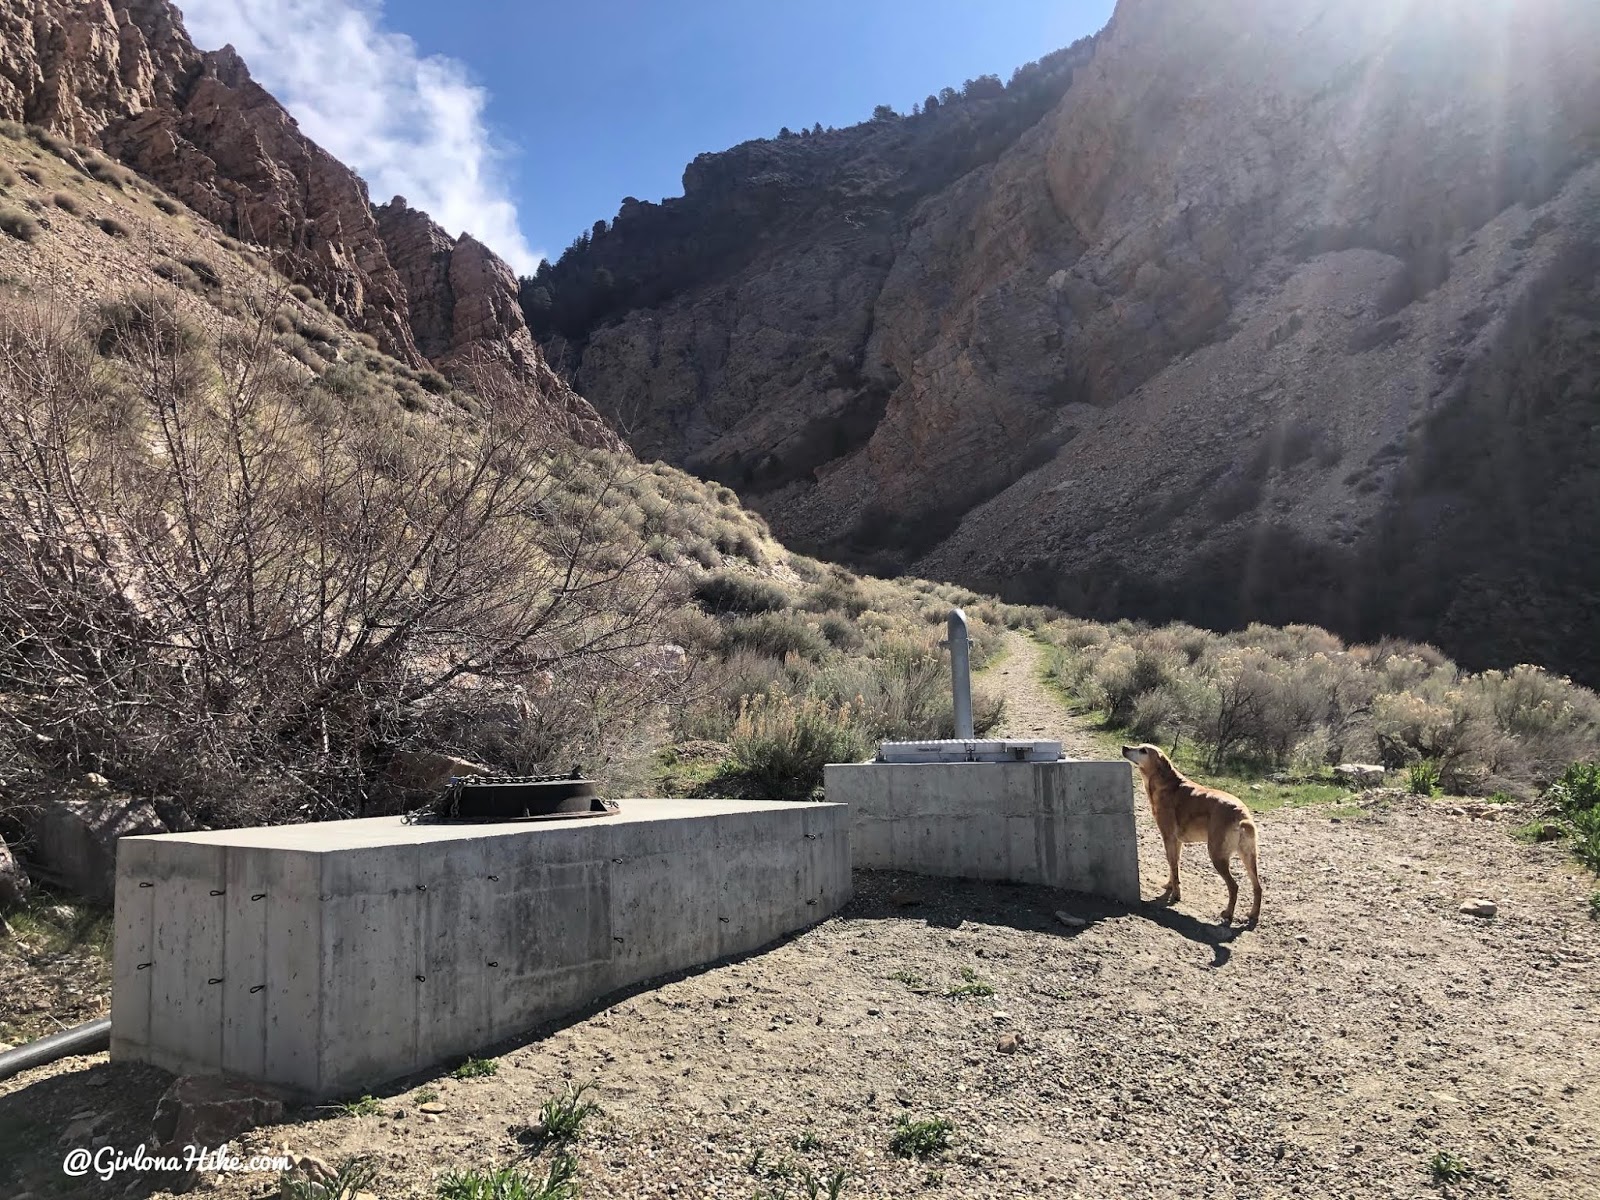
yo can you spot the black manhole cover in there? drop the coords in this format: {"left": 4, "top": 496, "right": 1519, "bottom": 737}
{"left": 429, "top": 771, "right": 618, "bottom": 822}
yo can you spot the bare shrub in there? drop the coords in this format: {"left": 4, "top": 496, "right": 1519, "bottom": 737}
{"left": 804, "top": 572, "right": 872, "bottom": 617}
{"left": 0, "top": 292, "right": 681, "bottom": 824}
{"left": 50, "top": 191, "right": 80, "bottom": 214}
{"left": 0, "top": 207, "right": 40, "bottom": 242}
{"left": 723, "top": 613, "right": 830, "bottom": 662}
{"left": 694, "top": 571, "right": 789, "bottom": 615}
{"left": 97, "top": 216, "right": 129, "bottom": 238}
{"left": 181, "top": 258, "right": 223, "bottom": 289}
{"left": 1129, "top": 684, "right": 1188, "bottom": 743}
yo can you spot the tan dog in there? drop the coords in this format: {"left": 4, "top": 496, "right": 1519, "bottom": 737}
{"left": 1121, "top": 744, "right": 1262, "bottom": 924}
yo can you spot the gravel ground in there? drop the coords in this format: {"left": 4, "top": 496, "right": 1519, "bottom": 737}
{"left": 3, "top": 638, "right": 1597, "bottom": 1199}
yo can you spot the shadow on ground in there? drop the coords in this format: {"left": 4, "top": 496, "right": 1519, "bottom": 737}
{"left": 845, "top": 868, "right": 1249, "bottom": 967}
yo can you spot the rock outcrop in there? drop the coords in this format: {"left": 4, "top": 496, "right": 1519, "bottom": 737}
{"left": 535, "top": 0, "right": 1600, "bottom": 685}
{"left": 376, "top": 197, "right": 619, "bottom": 447}
{"left": 0, "top": 0, "right": 423, "bottom": 362}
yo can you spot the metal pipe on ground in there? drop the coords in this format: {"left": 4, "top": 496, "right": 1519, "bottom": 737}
{"left": 0, "top": 1017, "right": 111, "bottom": 1082}
{"left": 947, "top": 608, "right": 974, "bottom": 739}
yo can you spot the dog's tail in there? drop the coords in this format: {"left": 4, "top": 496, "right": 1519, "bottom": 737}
{"left": 1239, "top": 817, "right": 1263, "bottom": 917}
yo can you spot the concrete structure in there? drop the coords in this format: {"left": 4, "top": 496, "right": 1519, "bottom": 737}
{"left": 825, "top": 760, "right": 1139, "bottom": 903}
{"left": 111, "top": 798, "right": 849, "bottom": 1099}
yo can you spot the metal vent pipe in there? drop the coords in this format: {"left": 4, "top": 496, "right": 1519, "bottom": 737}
{"left": 947, "top": 608, "right": 974, "bottom": 739}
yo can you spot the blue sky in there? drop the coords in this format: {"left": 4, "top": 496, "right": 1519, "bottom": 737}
{"left": 179, "top": 0, "right": 1115, "bottom": 271}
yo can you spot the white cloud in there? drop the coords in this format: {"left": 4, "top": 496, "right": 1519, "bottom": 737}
{"left": 177, "top": 0, "right": 543, "bottom": 273}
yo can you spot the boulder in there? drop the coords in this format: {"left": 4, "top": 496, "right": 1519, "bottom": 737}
{"left": 0, "top": 833, "right": 29, "bottom": 907}
{"left": 27, "top": 794, "right": 165, "bottom": 903}
{"left": 1459, "top": 899, "right": 1498, "bottom": 919}
{"left": 150, "top": 1075, "right": 287, "bottom": 1155}
{"left": 638, "top": 644, "right": 689, "bottom": 675}
{"left": 1334, "top": 764, "right": 1387, "bottom": 789}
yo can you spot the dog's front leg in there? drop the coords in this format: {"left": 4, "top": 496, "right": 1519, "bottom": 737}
{"left": 1157, "top": 832, "right": 1181, "bottom": 903}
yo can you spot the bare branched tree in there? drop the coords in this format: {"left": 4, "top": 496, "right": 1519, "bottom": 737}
{"left": 0, "top": 289, "right": 684, "bottom": 825}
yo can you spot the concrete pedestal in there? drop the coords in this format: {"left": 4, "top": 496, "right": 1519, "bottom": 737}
{"left": 824, "top": 760, "right": 1138, "bottom": 902}
{"left": 111, "top": 798, "right": 849, "bottom": 1099}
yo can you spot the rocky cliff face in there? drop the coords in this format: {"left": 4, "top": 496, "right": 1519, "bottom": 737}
{"left": 375, "top": 197, "right": 619, "bottom": 447}
{"left": 0, "top": 0, "right": 422, "bottom": 362}
{"left": 536, "top": 0, "right": 1600, "bottom": 684}
{"left": 0, "top": 0, "right": 610, "bottom": 444}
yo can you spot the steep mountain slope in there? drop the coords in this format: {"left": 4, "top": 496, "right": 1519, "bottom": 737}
{"left": 0, "top": 0, "right": 607, "bottom": 441}
{"left": 536, "top": 0, "right": 1600, "bottom": 685}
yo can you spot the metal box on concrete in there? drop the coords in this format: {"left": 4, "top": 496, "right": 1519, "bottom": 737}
{"left": 825, "top": 760, "right": 1139, "bottom": 903}
{"left": 111, "top": 798, "right": 849, "bottom": 1099}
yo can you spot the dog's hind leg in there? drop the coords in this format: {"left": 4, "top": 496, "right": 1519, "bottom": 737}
{"left": 1209, "top": 840, "right": 1239, "bottom": 924}
{"left": 1239, "top": 820, "right": 1262, "bottom": 923}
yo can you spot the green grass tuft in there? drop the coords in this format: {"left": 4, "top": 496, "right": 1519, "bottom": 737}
{"left": 337, "top": 1094, "right": 384, "bottom": 1118}
{"left": 535, "top": 1082, "right": 601, "bottom": 1144}
{"left": 1408, "top": 760, "right": 1442, "bottom": 797}
{"left": 436, "top": 1156, "right": 578, "bottom": 1200}
{"left": 452, "top": 1055, "right": 499, "bottom": 1079}
{"left": 946, "top": 966, "right": 994, "bottom": 998}
{"left": 890, "top": 1116, "right": 953, "bottom": 1160}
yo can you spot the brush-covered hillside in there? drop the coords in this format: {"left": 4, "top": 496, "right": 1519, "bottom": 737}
{"left": 0, "top": 114, "right": 1033, "bottom": 886}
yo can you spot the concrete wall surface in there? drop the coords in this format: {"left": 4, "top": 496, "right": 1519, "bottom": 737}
{"left": 111, "top": 798, "right": 850, "bottom": 1098}
{"left": 825, "top": 760, "right": 1139, "bottom": 903}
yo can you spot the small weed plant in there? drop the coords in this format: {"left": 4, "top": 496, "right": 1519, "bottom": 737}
{"left": 946, "top": 967, "right": 994, "bottom": 998}
{"left": 453, "top": 1056, "right": 499, "bottom": 1079}
{"left": 437, "top": 1156, "right": 578, "bottom": 1200}
{"left": 890, "top": 1116, "right": 953, "bottom": 1160}
{"left": 1408, "top": 760, "right": 1442, "bottom": 797}
{"left": 537, "top": 1082, "right": 601, "bottom": 1143}
{"left": 338, "top": 1094, "right": 383, "bottom": 1118}
{"left": 1550, "top": 761, "right": 1600, "bottom": 873}
{"left": 1428, "top": 1149, "right": 1473, "bottom": 1186}
{"left": 281, "top": 1155, "right": 379, "bottom": 1200}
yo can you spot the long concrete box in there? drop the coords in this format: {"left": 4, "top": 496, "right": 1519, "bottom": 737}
{"left": 111, "top": 798, "right": 849, "bottom": 1099}
{"left": 825, "top": 760, "right": 1139, "bottom": 902}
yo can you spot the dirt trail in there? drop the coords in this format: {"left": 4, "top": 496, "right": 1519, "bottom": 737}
{"left": 4, "top": 637, "right": 1599, "bottom": 1199}
{"left": 984, "top": 631, "right": 1102, "bottom": 756}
